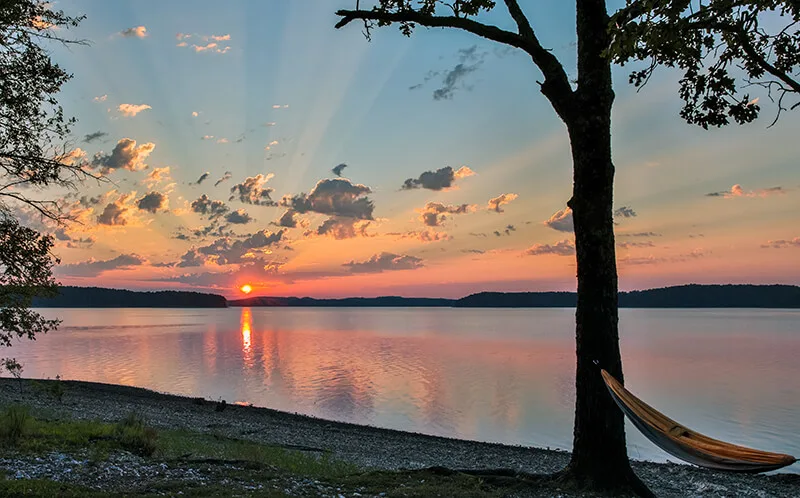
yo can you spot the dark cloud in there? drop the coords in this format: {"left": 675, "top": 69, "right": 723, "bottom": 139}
{"left": 97, "top": 192, "right": 136, "bottom": 226}
{"left": 54, "top": 228, "right": 71, "bottom": 241}
{"left": 191, "top": 194, "right": 229, "bottom": 219}
{"left": 544, "top": 208, "right": 573, "bottom": 233}
{"left": 66, "top": 236, "right": 95, "bottom": 249}
{"left": 494, "top": 224, "right": 516, "bottom": 236}
{"left": 487, "top": 193, "right": 518, "bottom": 213}
{"left": 214, "top": 171, "right": 232, "bottom": 187}
{"left": 83, "top": 131, "right": 108, "bottom": 143}
{"left": 614, "top": 206, "right": 637, "bottom": 218}
{"left": 411, "top": 45, "right": 488, "bottom": 100}
{"left": 177, "top": 248, "right": 205, "bottom": 268}
{"left": 401, "top": 166, "right": 475, "bottom": 191}
{"left": 525, "top": 240, "right": 576, "bottom": 256}
{"left": 229, "top": 174, "right": 276, "bottom": 205}
{"left": 91, "top": 138, "right": 155, "bottom": 174}
{"left": 618, "top": 249, "right": 708, "bottom": 266}
{"left": 57, "top": 254, "right": 145, "bottom": 277}
{"left": 618, "top": 231, "right": 661, "bottom": 238}
{"left": 194, "top": 172, "right": 211, "bottom": 185}
{"left": 332, "top": 163, "right": 347, "bottom": 177}
{"left": 617, "top": 241, "right": 655, "bottom": 249}
{"left": 390, "top": 229, "right": 452, "bottom": 243}
{"left": 225, "top": 209, "right": 252, "bottom": 224}
{"left": 183, "top": 229, "right": 285, "bottom": 265}
{"left": 315, "top": 218, "right": 372, "bottom": 239}
{"left": 136, "top": 191, "right": 168, "bottom": 213}
{"left": 760, "top": 238, "right": 800, "bottom": 249}
{"left": 418, "top": 202, "right": 475, "bottom": 227}
{"left": 469, "top": 232, "right": 488, "bottom": 238}
{"left": 79, "top": 195, "right": 102, "bottom": 207}
{"left": 275, "top": 210, "right": 297, "bottom": 228}
{"left": 461, "top": 249, "right": 485, "bottom": 254}
{"left": 343, "top": 252, "right": 424, "bottom": 274}
{"left": 281, "top": 178, "right": 374, "bottom": 219}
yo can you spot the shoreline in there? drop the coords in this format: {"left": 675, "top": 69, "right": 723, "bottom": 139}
{"left": 2, "top": 377, "right": 799, "bottom": 497}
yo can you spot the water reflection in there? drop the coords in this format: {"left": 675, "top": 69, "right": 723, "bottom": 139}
{"left": 240, "top": 307, "right": 253, "bottom": 369}
{"left": 13, "top": 307, "right": 800, "bottom": 472}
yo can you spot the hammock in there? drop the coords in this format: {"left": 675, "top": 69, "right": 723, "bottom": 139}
{"left": 601, "top": 369, "right": 797, "bottom": 473}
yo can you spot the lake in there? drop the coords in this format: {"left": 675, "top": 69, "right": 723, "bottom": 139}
{"left": 9, "top": 307, "right": 800, "bottom": 472}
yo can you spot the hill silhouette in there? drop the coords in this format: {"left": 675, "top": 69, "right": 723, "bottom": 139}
{"left": 32, "top": 286, "right": 227, "bottom": 308}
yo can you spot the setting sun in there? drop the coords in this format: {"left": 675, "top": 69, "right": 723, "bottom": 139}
{"left": 240, "top": 284, "right": 253, "bottom": 294}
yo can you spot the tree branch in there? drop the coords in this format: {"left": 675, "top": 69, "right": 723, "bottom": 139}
{"left": 335, "top": 8, "right": 575, "bottom": 118}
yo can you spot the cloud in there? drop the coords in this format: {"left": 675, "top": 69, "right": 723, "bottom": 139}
{"left": 191, "top": 194, "right": 229, "bottom": 219}
{"left": 761, "top": 238, "right": 800, "bottom": 249}
{"left": 229, "top": 174, "right": 277, "bottom": 205}
{"left": 120, "top": 26, "right": 147, "bottom": 38}
{"left": 176, "top": 33, "right": 191, "bottom": 40}
{"left": 274, "top": 210, "right": 298, "bottom": 228}
{"left": 97, "top": 192, "right": 137, "bottom": 226}
{"left": 58, "top": 254, "right": 145, "bottom": 277}
{"left": 315, "top": 218, "right": 372, "bottom": 239}
{"left": 280, "top": 178, "right": 374, "bottom": 219}
{"left": 391, "top": 229, "right": 452, "bottom": 243}
{"left": 494, "top": 224, "right": 516, "bottom": 236}
{"left": 461, "top": 249, "right": 485, "bottom": 254}
{"left": 418, "top": 202, "right": 475, "bottom": 227}
{"left": 618, "top": 231, "right": 661, "bottom": 238}
{"left": 487, "top": 193, "right": 518, "bottom": 213}
{"left": 706, "top": 184, "right": 786, "bottom": 198}
{"left": 225, "top": 209, "right": 253, "bottom": 224}
{"left": 614, "top": 206, "right": 637, "bottom": 218}
{"left": 136, "top": 191, "right": 168, "bottom": 213}
{"left": 191, "top": 111, "right": 199, "bottom": 117}
{"left": 204, "top": 34, "right": 231, "bottom": 41}
{"left": 343, "top": 252, "right": 424, "bottom": 274}
{"left": 217, "top": 138, "right": 229, "bottom": 144}
{"left": 93, "top": 94, "right": 108, "bottom": 102}
{"left": 192, "top": 42, "right": 230, "bottom": 54}
{"left": 143, "top": 166, "right": 172, "bottom": 187}
{"left": 401, "top": 165, "right": 475, "bottom": 191}
{"left": 53, "top": 229, "right": 95, "bottom": 249}
{"left": 617, "top": 241, "right": 655, "bottom": 249}
{"left": 183, "top": 229, "right": 285, "bottom": 265}
{"left": 117, "top": 104, "right": 152, "bottom": 117}
{"left": 618, "top": 249, "right": 708, "bottom": 266}
{"left": 194, "top": 172, "right": 211, "bottom": 185}
{"left": 525, "top": 239, "right": 576, "bottom": 256}
{"left": 332, "top": 163, "right": 347, "bottom": 177}
{"left": 83, "top": 131, "right": 108, "bottom": 143}
{"left": 201, "top": 135, "right": 214, "bottom": 140}
{"left": 91, "top": 138, "right": 155, "bottom": 174}
{"left": 411, "top": 45, "right": 488, "bottom": 100}
{"left": 214, "top": 171, "right": 232, "bottom": 187}
{"left": 544, "top": 207, "right": 574, "bottom": 233}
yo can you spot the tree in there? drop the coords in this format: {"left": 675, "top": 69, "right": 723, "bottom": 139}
{"left": 334, "top": 1, "right": 798, "bottom": 495}
{"left": 0, "top": 1, "right": 87, "bottom": 372}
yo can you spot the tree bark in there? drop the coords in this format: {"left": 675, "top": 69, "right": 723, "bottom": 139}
{"left": 556, "top": 1, "right": 651, "bottom": 495}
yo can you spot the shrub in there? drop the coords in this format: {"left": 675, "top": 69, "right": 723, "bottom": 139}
{"left": 113, "top": 413, "right": 158, "bottom": 457}
{"left": 0, "top": 405, "right": 32, "bottom": 445}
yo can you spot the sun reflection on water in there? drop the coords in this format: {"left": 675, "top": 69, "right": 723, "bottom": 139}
{"left": 240, "top": 307, "right": 254, "bottom": 368}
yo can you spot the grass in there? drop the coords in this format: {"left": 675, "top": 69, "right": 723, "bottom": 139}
{"left": 0, "top": 405, "right": 511, "bottom": 497}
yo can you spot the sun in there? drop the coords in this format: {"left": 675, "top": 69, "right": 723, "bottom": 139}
{"left": 240, "top": 284, "right": 253, "bottom": 294}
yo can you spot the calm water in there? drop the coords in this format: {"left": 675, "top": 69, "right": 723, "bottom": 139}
{"left": 9, "top": 307, "right": 800, "bottom": 472}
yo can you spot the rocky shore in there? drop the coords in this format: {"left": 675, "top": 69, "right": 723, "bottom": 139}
{"left": 1, "top": 378, "right": 798, "bottom": 497}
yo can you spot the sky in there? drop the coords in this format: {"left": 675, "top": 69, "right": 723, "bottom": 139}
{"left": 20, "top": 0, "right": 800, "bottom": 298}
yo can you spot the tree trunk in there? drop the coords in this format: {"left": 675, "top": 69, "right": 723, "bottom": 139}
{"left": 555, "top": 2, "right": 652, "bottom": 495}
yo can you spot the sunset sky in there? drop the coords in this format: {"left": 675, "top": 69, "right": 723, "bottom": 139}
{"left": 25, "top": 0, "right": 800, "bottom": 298}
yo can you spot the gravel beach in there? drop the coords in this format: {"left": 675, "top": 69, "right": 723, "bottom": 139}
{"left": 1, "top": 378, "right": 798, "bottom": 497}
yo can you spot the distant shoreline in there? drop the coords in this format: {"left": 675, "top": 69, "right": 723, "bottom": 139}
{"left": 32, "top": 284, "right": 800, "bottom": 309}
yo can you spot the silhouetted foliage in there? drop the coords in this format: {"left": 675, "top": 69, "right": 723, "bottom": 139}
{"left": 611, "top": 1, "right": 800, "bottom": 127}
{"left": 0, "top": 2, "right": 93, "bottom": 373}
{"left": 1, "top": 218, "right": 59, "bottom": 374}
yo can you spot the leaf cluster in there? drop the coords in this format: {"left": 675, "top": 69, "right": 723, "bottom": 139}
{"left": 609, "top": 0, "right": 800, "bottom": 128}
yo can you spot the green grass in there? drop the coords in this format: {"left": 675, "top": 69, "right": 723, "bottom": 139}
{"left": 0, "top": 406, "right": 517, "bottom": 497}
